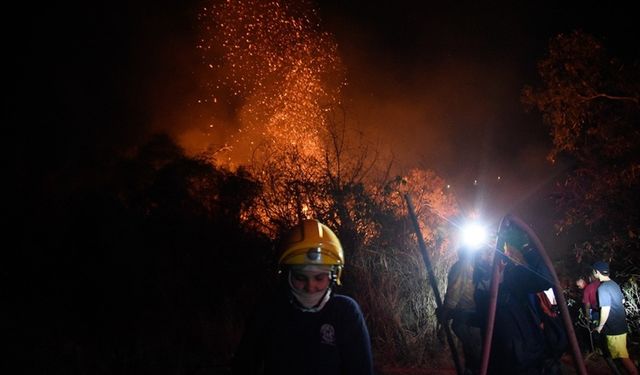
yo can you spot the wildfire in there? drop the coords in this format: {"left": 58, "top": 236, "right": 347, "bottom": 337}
{"left": 197, "top": 0, "right": 345, "bottom": 165}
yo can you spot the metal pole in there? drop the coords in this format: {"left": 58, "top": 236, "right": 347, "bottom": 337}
{"left": 404, "top": 193, "right": 464, "bottom": 375}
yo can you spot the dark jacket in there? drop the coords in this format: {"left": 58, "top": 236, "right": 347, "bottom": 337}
{"left": 232, "top": 289, "right": 374, "bottom": 375}
{"left": 476, "top": 248, "right": 557, "bottom": 374}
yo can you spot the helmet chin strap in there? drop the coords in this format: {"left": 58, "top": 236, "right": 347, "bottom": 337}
{"left": 288, "top": 271, "right": 333, "bottom": 312}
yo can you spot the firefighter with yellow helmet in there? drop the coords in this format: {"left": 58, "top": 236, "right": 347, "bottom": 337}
{"left": 231, "top": 219, "right": 374, "bottom": 375}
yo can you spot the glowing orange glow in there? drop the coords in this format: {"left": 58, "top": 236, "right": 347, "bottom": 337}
{"left": 193, "top": 0, "right": 351, "bottom": 236}
{"left": 197, "top": 0, "right": 345, "bottom": 165}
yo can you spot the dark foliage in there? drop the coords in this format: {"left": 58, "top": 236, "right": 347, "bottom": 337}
{"left": 522, "top": 31, "right": 640, "bottom": 268}
{"left": 12, "top": 135, "right": 270, "bottom": 374}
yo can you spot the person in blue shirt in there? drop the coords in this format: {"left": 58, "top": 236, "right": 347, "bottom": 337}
{"left": 592, "top": 261, "right": 638, "bottom": 375}
{"left": 231, "top": 219, "right": 374, "bottom": 375}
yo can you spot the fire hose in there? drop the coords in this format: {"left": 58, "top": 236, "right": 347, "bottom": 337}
{"left": 480, "top": 214, "right": 587, "bottom": 375}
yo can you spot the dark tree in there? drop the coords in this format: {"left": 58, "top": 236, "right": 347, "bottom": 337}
{"left": 522, "top": 31, "right": 640, "bottom": 265}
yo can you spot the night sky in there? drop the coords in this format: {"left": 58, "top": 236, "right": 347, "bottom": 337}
{"left": 312, "top": 1, "right": 640, "bottom": 248}
{"left": 16, "top": 0, "right": 639, "bottom": 252}
{"left": 312, "top": 1, "right": 639, "bottom": 248}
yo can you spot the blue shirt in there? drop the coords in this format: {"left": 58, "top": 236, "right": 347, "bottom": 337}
{"left": 597, "top": 280, "right": 628, "bottom": 335}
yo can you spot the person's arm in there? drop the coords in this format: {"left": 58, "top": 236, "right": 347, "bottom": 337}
{"left": 341, "top": 297, "right": 374, "bottom": 375}
{"left": 582, "top": 285, "right": 594, "bottom": 319}
{"left": 596, "top": 306, "right": 610, "bottom": 333}
{"left": 583, "top": 302, "right": 591, "bottom": 319}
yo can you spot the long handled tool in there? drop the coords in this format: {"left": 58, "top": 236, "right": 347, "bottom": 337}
{"left": 404, "top": 193, "right": 464, "bottom": 375}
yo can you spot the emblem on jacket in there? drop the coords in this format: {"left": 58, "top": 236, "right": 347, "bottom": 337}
{"left": 320, "top": 323, "right": 336, "bottom": 345}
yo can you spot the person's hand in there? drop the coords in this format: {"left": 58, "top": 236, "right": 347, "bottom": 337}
{"left": 592, "top": 325, "right": 604, "bottom": 333}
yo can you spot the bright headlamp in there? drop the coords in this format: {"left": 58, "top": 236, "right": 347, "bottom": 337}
{"left": 460, "top": 222, "right": 488, "bottom": 250}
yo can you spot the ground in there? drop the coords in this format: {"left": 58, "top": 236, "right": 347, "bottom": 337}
{"left": 379, "top": 347, "right": 639, "bottom": 374}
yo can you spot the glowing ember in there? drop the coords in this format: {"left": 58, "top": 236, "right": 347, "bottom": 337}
{"left": 197, "top": 0, "right": 345, "bottom": 164}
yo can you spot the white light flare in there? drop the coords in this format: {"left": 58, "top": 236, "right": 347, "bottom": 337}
{"left": 460, "top": 222, "right": 488, "bottom": 250}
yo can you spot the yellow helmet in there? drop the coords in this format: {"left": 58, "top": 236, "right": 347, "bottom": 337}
{"left": 279, "top": 219, "right": 344, "bottom": 284}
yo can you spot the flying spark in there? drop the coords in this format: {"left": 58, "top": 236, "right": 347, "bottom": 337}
{"left": 197, "top": 0, "right": 345, "bottom": 164}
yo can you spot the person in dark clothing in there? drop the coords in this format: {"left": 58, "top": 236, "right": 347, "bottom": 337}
{"left": 231, "top": 219, "right": 374, "bottom": 375}
{"left": 438, "top": 245, "right": 483, "bottom": 375}
{"left": 476, "top": 222, "right": 562, "bottom": 374}
{"left": 592, "top": 261, "right": 638, "bottom": 375}
{"left": 532, "top": 288, "right": 568, "bottom": 374}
